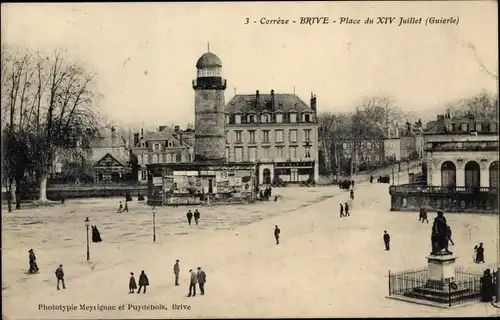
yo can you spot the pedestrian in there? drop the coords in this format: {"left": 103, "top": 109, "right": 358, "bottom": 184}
{"left": 340, "top": 203, "right": 344, "bottom": 218}
{"left": 473, "top": 245, "right": 478, "bottom": 262}
{"left": 173, "top": 259, "right": 180, "bottom": 286}
{"left": 55, "top": 264, "right": 66, "bottom": 290}
{"left": 344, "top": 202, "right": 350, "bottom": 217}
{"left": 447, "top": 226, "right": 454, "bottom": 246}
{"left": 197, "top": 267, "right": 207, "bottom": 295}
{"left": 351, "top": 179, "right": 355, "bottom": 188}
{"left": 60, "top": 193, "right": 66, "bottom": 204}
{"left": 194, "top": 209, "right": 200, "bottom": 225}
{"left": 129, "top": 272, "right": 137, "bottom": 293}
{"left": 117, "top": 201, "right": 123, "bottom": 213}
{"left": 123, "top": 201, "right": 129, "bottom": 212}
{"left": 419, "top": 208, "right": 429, "bottom": 223}
{"left": 137, "top": 270, "right": 149, "bottom": 294}
{"left": 370, "top": 175, "right": 373, "bottom": 183}
{"left": 187, "top": 269, "right": 198, "bottom": 297}
{"left": 480, "top": 269, "right": 494, "bottom": 302}
{"left": 383, "top": 231, "right": 390, "bottom": 251}
{"left": 475, "top": 242, "right": 485, "bottom": 263}
{"left": 274, "top": 225, "right": 281, "bottom": 245}
{"left": 186, "top": 210, "right": 193, "bottom": 225}
{"left": 28, "top": 249, "right": 39, "bottom": 273}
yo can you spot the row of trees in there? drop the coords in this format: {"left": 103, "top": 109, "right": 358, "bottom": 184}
{"left": 1, "top": 45, "right": 102, "bottom": 211}
{"left": 318, "top": 95, "right": 416, "bottom": 176}
{"left": 318, "top": 91, "right": 499, "bottom": 177}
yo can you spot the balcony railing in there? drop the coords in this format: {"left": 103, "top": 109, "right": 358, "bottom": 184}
{"left": 389, "top": 184, "right": 497, "bottom": 195}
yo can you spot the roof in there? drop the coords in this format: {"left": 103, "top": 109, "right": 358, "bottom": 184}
{"left": 225, "top": 93, "right": 311, "bottom": 114}
{"left": 91, "top": 148, "right": 129, "bottom": 166}
{"left": 424, "top": 116, "right": 498, "bottom": 135}
{"left": 196, "top": 52, "right": 222, "bottom": 69}
{"left": 93, "top": 127, "right": 127, "bottom": 148}
{"left": 136, "top": 127, "right": 190, "bottom": 148}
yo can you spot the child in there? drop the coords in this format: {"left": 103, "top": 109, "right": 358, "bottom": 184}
{"left": 117, "top": 202, "right": 123, "bottom": 213}
{"left": 129, "top": 272, "right": 137, "bottom": 293}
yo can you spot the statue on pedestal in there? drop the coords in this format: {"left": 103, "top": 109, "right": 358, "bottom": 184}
{"left": 431, "top": 211, "right": 452, "bottom": 255}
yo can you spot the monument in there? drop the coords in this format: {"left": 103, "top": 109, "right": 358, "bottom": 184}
{"left": 388, "top": 211, "right": 482, "bottom": 307}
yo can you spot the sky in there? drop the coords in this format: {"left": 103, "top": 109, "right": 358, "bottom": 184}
{"left": 1, "top": 2, "right": 498, "bottom": 130}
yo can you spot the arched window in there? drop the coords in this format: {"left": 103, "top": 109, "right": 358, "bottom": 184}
{"left": 464, "top": 161, "right": 480, "bottom": 188}
{"left": 489, "top": 161, "right": 499, "bottom": 188}
{"left": 441, "top": 161, "right": 456, "bottom": 187}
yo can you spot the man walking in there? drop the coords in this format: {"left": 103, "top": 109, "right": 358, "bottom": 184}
{"left": 187, "top": 269, "right": 198, "bottom": 297}
{"left": 344, "top": 202, "right": 350, "bottom": 217}
{"left": 173, "top": 259, "right": 180, "bottom": 286}
{"left": 197, "top": 267, "right": 207, "bottom": 295}
{"left": 339, "top": 203, "right": 344, "bottom": 218}
{"left": 55, "top": 264, "right": 66, "bottom": 290}
{"left": 274, "top": 225, "right": 281, "bottom": 245}
{"left": 186, "top": 210, "right": 193, "bottom": 225}
{"left": 137, "top": 270, "right": 149, "bottom": 294}
{"left": 28, "top": 249, "right": 39, "bottom": 273}
{"left": 194, "top": 209, "right": 200, "bottom": 225}
{"left": 383, "top": 231, "right": 390, "bottom": 251}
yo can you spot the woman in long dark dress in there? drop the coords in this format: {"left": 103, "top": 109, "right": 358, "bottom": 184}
{"left": 475, "top": 242, "right": 485, "bottom": 263}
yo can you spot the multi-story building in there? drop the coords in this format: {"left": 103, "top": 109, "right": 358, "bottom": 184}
{"left": 131, "top": 126, "right": 193, "bottom": 183}
{"left": 90, "top": 127, "right": 131, "bottom": 182}
{"left": 400, "top": 122, "right": 424, "bottom": 160}
{"left": 383, "top": 125, "right": 401, "bottom": 161}
{"left": 390, "top": 113, "right": 499, "bottom": 213}
{"left": 224, "top": 90, "right": 319, "bottom": 184}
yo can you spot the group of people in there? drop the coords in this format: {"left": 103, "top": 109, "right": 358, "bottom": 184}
{"left": 338, "top": 179, "right": 355, "bottom": 190}
{"left": 172, "top": 259, "right": 207, "bottom": 297}
{"left": 117, "top": 201, "right": 129, "bottom": 213}
{"left": 377, "top": 175, "right": 391, "bottom": 184}
{"left": 339, "top": 202, "right": 350, "bottom": 217}
{"left": 92, "top": 226, "right": 103, "bottom": 243}
{"left": 257, "top": 186, "right": 273, "bottom": 201}
{"left": 128, "top": 270, "right": 150, "bottom": 294}
{"left": 479, "top": 268, "right": 497, "bottom": 302}
{"left": 186, "top": 209, "right": 201, "bottom": 225}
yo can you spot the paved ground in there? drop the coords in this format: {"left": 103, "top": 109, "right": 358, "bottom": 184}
{"left": 2, "top": 172, "right": 499, "bottom": 319}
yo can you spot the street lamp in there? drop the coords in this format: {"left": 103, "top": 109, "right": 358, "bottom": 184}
{"left": 152, "top": 206, "right": 156, "bottom": 243}
{"left": 85, "top": 217, "right": 90, "bottom": 261}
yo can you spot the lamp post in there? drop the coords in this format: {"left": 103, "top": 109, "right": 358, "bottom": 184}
{"left": 85, "top": 217, "right": 90, "bottom": 261}
{"left": 152, "top": 206, "right": 156, "bottom": 243}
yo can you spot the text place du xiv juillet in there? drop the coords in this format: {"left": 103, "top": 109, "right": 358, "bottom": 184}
{"left": 246, "top": 16, "right": 459, "bottom": 26}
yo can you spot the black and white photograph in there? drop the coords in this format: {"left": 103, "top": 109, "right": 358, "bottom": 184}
{"left": 1, "top": 1, "right": 499, "bottom": 319}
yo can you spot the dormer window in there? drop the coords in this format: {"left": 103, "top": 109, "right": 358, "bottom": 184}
{"left": 290, "top": 113, "right": 297, "bottom": 123}
{"left": 460, "top": 123, "right": 469, "bottom": 132}
{"left": 248, "top": 115, "right": 255, "bottom": 123}
{"left": 261, "top": 114, "right": 270, "bottom": 123}
{"left": 154, "top": 143, "right": 160, "bottom": 151}
{"left": 276, "top": 113, "right": 283, "bottom": 123}
{"left": 235, "top": 114, "right": 241, "bottom": 124}
{"left": 140, "top": 142, "right": 145, "bottom": 148}
{"left": 475, "top": 123, "right": 482, "bottom": 132}
{"left": 304, "top": 114, "right": 311, "bottom": 123}
{"left": 225, "top": 114, "right": 230, "bottom": 124}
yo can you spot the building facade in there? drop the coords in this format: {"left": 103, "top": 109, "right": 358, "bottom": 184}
{"left": 131, "top": 127, "right": 193, "bottom": 183}
{"left": 383, "top": 125, "right": 401, "bottom": 161}
{"left": 224, "top": 90, "right": 319, "bottom": 184}
{"left": 389, "top": 114, "right": 499, "bottom": 213}
{"left": 424, "top": 114, "right": 499, "bottom": 189}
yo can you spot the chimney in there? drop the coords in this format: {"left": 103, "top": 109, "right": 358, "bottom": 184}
{"left": 271, "top": 89, "right": 275, "bottom": 109}
{"left": 140, "top": 128, "right": 144, "bottom": 138}
{"left": 111, "top": 126, "right": 116, "bottom": 147}
{"left": 310, "top": 92, "right": 317, "bottom": 112}
{"left": 255, "top": 90, "right": 260, "bottom": 108}
{"left": 133, "top": 133, "right": 140, "bottom": 145}
{"left": 174, "top": 125, "right": 180, "bottom": 133}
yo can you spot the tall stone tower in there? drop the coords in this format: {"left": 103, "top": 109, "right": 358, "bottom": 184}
{"left": 192, "top": 49, "right": 227, "bottom": 163}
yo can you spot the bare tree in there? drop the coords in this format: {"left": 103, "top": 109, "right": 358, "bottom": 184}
{"left": 27, "top": 50, "right": 102, "bottom": 202}
{"left": 446, "top": 90, "right": 499, "bottom": 119}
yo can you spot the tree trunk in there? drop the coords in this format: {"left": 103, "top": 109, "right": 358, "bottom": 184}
{"left": 7, "top": 183, "right": 13, "bottom": 212}
{"left": 38, "top": 173, "right": 48, "bottom": 202}
{"left": 13, "top": 177, "right": 21, "bottom": 210}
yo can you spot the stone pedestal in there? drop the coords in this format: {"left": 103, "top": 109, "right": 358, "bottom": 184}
{"left": 425, "top": 253, "right": 457, "bottom": 290}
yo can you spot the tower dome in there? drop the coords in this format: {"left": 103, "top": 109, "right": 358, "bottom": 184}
{"left": 196, "top": 52, "right": 222, "bottom": 69}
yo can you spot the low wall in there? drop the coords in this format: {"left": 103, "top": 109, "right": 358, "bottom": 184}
{"left": 389, "top": 184, "right": 499, "bottom": 213}
{"left": 2, "top": 184, "right": 148, "bottom": 202}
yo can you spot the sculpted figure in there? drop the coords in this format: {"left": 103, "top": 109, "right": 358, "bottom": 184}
{"left": 431, "top": 211, "right": 452, "bottom": 255}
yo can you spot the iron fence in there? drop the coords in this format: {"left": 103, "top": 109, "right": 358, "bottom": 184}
{"left": 388, "top": 267, "right": 483, "bottom": 307}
